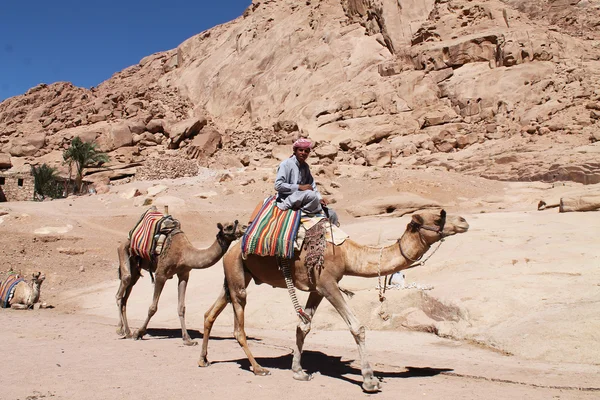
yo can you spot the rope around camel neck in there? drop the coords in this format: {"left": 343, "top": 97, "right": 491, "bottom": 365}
{"left": 376, "top": 247, "right": 390, "bottom": 321}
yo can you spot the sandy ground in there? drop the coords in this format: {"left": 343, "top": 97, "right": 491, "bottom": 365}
{"left": 1, "top": 165, "right": 599, "bottom": 399}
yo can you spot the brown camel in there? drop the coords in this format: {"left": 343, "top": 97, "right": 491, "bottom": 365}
{"left": 2, "top": 272, "right": 45, "bottom": 309}
{"left": 116, "top": 220, "right": 245, "bottom": 345}
{"left": 198, "top": 210, "right": 468, "bottom": 392}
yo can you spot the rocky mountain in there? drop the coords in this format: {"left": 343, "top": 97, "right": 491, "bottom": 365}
{"left": 1, "top": 0, "right": 600, "bottom": 187}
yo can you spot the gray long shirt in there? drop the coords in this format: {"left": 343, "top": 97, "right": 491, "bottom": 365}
{"left": 274, "top": 155, "right": 317, "bottom": 201}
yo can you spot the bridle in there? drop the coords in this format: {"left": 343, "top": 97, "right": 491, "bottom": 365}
{"left": 398, "top": 211, "right": 447, "bottom": 265}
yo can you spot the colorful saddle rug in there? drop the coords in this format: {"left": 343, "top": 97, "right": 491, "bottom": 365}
{"left": 128, "top": 206, "right": 181, "bottom": 260}
{"left": 242, "top": 196, "right": 302, "bottom": 259}
{"left": 0, "top": 273, "right": 24, "bottom": 308}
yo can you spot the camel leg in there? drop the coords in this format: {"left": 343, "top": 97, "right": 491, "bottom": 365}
{"left": 133, "top": 275, "right": 167, "bottom": 340}
{"left": 226, "top": 263, "right": 269, "bottom": 376}
{"left": 292, "top": 291, "right": 323, "bottom": 381}
{"left": 321, "top": 282, "right": 381, "bottom": 393}
{"left": 116, "top": 243, "right": 140, "bottom": 337}
{"left": 176, "top": 270, "right": 196, "bottom": 346}
{"left": 116, "top": 267, "right": 140, "bottom": 338}
{"left": 198, "top": 284, "right": 229, "bottom": 367}
{"left": 230, "top": 287, "right": 270, "bottom": 376}
{"left": 10, "top": 303, "right": 29, "bottom": 310}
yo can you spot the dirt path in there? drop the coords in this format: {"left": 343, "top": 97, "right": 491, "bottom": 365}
{"left": 2, "top": 173, "right": 600, "bottom": 399}
{"left": 2, "top": 308, "right": 599, "bottom": 400}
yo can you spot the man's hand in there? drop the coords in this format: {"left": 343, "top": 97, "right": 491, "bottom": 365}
{"left": 320, "top": 198, "right": 328, "bottom": 206}
{"left": 299, "top": 184, "right": 313, "bottom": 191}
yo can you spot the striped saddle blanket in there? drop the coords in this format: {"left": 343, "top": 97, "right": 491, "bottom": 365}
{"left": 128, "top": 206, "right": 181, "bottom": 260}
{"left": 0, "top": 273, "right": 24, "bottom": 308}
{"left": 242, "top": 196, "right": 301, "bottom": 259}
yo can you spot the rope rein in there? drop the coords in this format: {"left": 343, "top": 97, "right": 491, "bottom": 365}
{"left": 377, "top": 247, "right": 390, "bottom": 321}
{"left": 377, "top": 247, "right": 385, "bottom": 302}
{"left": 405, "top": 238, "right": 445, "bottom": 269}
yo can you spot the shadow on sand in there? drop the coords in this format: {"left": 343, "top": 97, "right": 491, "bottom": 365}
{"left": 143, "top": 328, "right": 261, "bottom": 342}
{"left": 216, "top": 350, "right": 453, "bottom": 390}
{"left": 141, "top": 330, "right": 452, "bottom": 390}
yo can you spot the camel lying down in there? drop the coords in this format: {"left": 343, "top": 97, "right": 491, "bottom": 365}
{"left": 0, "top": 272, "right": 45, "bottom": 309}
{"left": 198, "top": 210, "right": 469, "bottom": 393}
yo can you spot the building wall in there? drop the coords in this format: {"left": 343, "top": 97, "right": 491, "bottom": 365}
{"left": 0, "top": 174, "right": 35, "bottom": 202}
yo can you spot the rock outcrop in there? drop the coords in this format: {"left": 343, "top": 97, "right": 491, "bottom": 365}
{"left": 1, "top": 0, "right": 599, "bottom": 187}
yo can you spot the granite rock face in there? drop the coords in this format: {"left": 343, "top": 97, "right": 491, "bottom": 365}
{"left": 1, "top": 0, "right": 599, "bottom": 185}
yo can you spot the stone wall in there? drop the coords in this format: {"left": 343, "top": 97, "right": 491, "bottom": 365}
{"left": 0, "top": 172, "right": 34, "bottom": 202}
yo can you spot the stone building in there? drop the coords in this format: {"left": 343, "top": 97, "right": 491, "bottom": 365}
{"left": 0, "top": 171, "right": 35, "bottom": 202}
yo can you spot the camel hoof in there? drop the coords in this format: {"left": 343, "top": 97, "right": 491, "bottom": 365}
{"left": 198, "top": 357, "right": 211, "bottom": 367}
{"left": 293, "top": 371, "right": 312, "bottom": 381}
{"left": 362, "top": 378, "right": 382, "bottom": 393}
{"left": 183, "top": 339, "right": 198, "bottom": 346}
{"left": 252, "top": 366, "right": 271, "bottom": 376}
{"left": 116, "top": 327, "right": 131, "bottom": 338}
{"left": 133, "top": 329, "right": 144, "bottom": 340}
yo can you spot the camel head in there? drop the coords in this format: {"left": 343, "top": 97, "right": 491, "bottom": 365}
{"left": 408, "top": 209, "right": 469, "bottom": 245}
{"left": 217, "top": 220, "right": 247, "bottom": 243}
{"left": 31, "top": 271, "right": 46, "bottom": 286}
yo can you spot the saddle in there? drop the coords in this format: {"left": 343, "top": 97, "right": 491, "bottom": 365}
{"left": 0, "top": 273, "right": 24, "bottom": 308}
{"left": 128, "top": 206, "right": 181, "bottom": 260}
{"left": 242, "top": 196, "right": 301, "bottom": 259}
{"left": 243, "top": 196, "right": 351, "bottom": 323}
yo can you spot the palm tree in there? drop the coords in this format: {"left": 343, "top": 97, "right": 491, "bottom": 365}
{"left": 32, "top": 163, "right": 62, "bottom": 200}
{"left": 63, "top": 136, "right": 109, "bottom": 194}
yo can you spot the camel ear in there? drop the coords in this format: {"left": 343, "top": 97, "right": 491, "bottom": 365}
{"left": 411, "top": 214, "right": 424, "bottom": 225}
{"left": 217, "top": 223, "right": 224, "bottom": 231}
{"left": 410, "top": 214, "right": 424, "bottom": 232}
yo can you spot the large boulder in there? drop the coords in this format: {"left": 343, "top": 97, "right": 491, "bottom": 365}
{"left": 6, "top": 138, "right": 38, "bottom": 157}
{"left": 164, "top": 117, "right": 207, "bottom": 149}
{"left": 346, "top": 193, "right": 441, "bottom": 218}
{"left": 95, "top": 123, "right": 133, "bottom": 152}
{"left": 363, "top": 148, "right": 393, "bottom": 167}
{"left": 26, "top": 132, "right": 46, "bottom": 149}
{"left": 185, "top": 127, "right": 222, "bottom": 160}
{"left": 106, "top": 123, "right": 133, "bottom": 151}
{"left": 314, "top": 143, "right": 338, "bottom": 160}
{"left": 146, "top": 119, "right": 164, "bottom": 134}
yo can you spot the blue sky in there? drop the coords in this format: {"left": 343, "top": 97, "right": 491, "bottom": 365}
{"left": 0, "top": 0, "right": 251, "bottom": 102}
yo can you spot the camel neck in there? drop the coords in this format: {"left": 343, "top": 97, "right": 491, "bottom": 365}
{"left": 181, "top": 235, "right": 230, "bottom": 270}
{"left": 343, "top": 232, "right": 430, "bottom": 278}
{"left": 28, "top": 281, "right": 42, "bottom": 306}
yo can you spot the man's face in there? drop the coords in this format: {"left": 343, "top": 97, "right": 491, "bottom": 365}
{"left": 294, "top": 147, "right": 311, "bottom": 163}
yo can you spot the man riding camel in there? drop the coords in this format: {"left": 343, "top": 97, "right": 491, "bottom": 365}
{"left": 274, "top": 138, "right": 340, "bottom": 226}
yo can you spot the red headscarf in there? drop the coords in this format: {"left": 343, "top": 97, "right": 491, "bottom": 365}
{"left": 293, "top": 138, "right": 313, "bottom": 149}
